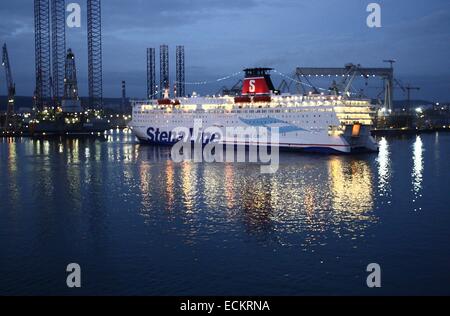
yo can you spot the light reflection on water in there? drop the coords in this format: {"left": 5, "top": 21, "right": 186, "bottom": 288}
{"left": 1, "top": 131, "right": 449, "bottom": 294}
{"left": 131, "top": 140, "right": 378, "bottom": 246}
{"left": 2, "top": 133, "right": 379, "bottom": 242}
{"left": 0, "top": 132, "right": 431, "bottom": 241}
{"left": 409, "top": 135, "right": 425, "bottom": 213}
{"left": 377, "top": 137, "right": 391, "bottom": 199}
{"left": 412, "top": 135, "right": 424, "bottom": 201}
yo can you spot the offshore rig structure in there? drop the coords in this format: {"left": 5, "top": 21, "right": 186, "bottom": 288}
{"left": 146, "top": 45, "right": 186, "bottom": 100}
{"left": 1, "top": 0, "right": 106, "bottom": 135}
{"left": 1, "top": 0, "right": 188, "bottom": 136}
{"left": 34, "top": 0, "right": 102, "bottom": 111}
{"left": 0, "top": 0, "right": 108, "bottom": 135}
{"left": 1, "top": 44, "right": 15, "bottom": 130}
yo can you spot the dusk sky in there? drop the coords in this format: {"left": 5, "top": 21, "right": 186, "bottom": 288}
{"left": 0, "top": 0, "right": 449, "bottom": 101}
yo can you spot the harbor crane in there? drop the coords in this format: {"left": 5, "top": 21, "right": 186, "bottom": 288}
{"left": 295, "top": 63, "right": 394, "bottom": 110}
{"left": 394, "top": 77, "right": 420, "bottom": 110}
{"left": 2, "top": 43, "right": 15, "bottom": 129}
{"left": 404, "top": 84, "right": 420, "bottom": 110}
{"left": 383, "top": 59, "right": 396, "bottom": 69}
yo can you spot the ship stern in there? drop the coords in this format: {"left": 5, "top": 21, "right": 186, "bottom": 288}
{"left": 342, "top": 124, "right": 379, "bottom": 153}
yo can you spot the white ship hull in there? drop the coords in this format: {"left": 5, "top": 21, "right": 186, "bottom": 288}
{"left": 130, "top": 68, "right": 378, "bottom": 154}
{"left": 130, "top": 104, "right": 378, "bottom": 154}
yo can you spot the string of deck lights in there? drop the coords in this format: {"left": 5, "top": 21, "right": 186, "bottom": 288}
{"left": 272, "top": 69, "right": 359, "bottom": 96}
{"left": 272, "top": 69, "right": 326, "bottom": 91}
{"left": 169, "top": 68, "right": 359, "bottom": 96}
{"left": 148, "top": 90, "right": 160, "bottom": 98}
{"left": 174, "top": 69, "right": 332, "bottom": 91}
{"left": 174, "top": 71, "right": 242, "bottom": 85}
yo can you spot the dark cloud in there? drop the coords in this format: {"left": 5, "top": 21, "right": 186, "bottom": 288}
{"left": 102, "top": 0, "right": 260, "bottom": 33}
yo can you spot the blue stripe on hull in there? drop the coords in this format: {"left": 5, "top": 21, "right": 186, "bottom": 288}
{"left": 135, "top": 137, "right": 358, "bottom": 154}
{"left": 137, "top": 137, "right": 176, "bottom": 146}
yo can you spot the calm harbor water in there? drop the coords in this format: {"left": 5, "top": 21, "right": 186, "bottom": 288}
{"left": 0, "top": 131, "right": 449, "bottom": 295}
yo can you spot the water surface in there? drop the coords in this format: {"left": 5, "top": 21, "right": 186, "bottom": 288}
{"left": 0, "top": 131, "right": 449, "bottom": 295}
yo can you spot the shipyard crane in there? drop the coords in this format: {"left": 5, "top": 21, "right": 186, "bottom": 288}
{"left": 296, "top": 63, "right": 394, "bottom": 109}
{"left": 2, "top": 43, "right": 15, "bottom": 129}
{"left": 394, "top": 78, "right": 420, "bottom": 110}
{"left": 404, "top": 84, "right": 420, "bottom": 110}
{"left": 219, "top": 79, "right": 243, "bottom": 96}
{"left": 383, "top": 59, "right": 396, "bottom": 69}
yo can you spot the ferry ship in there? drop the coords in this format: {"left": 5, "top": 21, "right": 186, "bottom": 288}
{"left": 130, "top": 68, "right": 378, "bottom": 153}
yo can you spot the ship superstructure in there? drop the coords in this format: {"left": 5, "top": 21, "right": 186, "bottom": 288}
{"left": 130, "top": 68, "right": 378, "bottom": 153}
